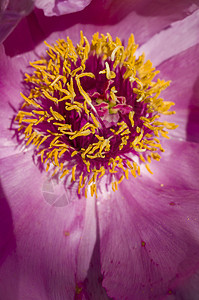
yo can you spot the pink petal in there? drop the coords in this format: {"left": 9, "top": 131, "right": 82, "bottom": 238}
{"left": 137, "top": 9, "right": 199, "bottom": 67}
{"left": 0, "top": 45, "right": 36, "bottom": 159}
{"left": 157, "top": 43, "right": 199, "bottom": 143}
{"left": 34, "top": 0, "right": 92, "bottom": 16}
{"left": 0, "top": 151, "right": 96, "bottom": 299}
{"left": 97, "top": 141, "right": 199, "bottom": 299}
{"left": 0, "top": 0, "right": 34, "bottom": 42}
{"left": 3, "top": 0, "right": 198, "bottom": 56}
{"left": 169, "top": 269, "right": 199, "bottom": 299}
{"left": 146, "top": 139, "right": 199, "bottom": 191}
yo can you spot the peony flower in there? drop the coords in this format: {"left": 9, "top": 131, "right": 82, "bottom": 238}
{"left": 1, "top": 1, "right": 199, "bottom": 299}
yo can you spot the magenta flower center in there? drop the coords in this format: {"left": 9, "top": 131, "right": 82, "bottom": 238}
{"left": 16, "top": 32, "right": 177, "bottom": 197}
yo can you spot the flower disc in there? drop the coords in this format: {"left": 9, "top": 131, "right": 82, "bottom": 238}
{"left": 16, "top": 31, "right": 178, "bottom": 197}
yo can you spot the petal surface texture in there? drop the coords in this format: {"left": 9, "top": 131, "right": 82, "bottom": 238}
{"left": 0, "top": 150, "right": 97, "bottom": 299}
{"left": 0, "top": 1, "right": 199, "bottom": 300}
{"left": 97, "top": 153, "right": 199, "bottom": 299}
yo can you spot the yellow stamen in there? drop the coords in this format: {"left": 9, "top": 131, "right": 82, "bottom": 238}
{"left": 72, "top": 165, "right": 77, "bottom": 181}
{"left": 17, "top": 31, "right": 177, "bottom": 197}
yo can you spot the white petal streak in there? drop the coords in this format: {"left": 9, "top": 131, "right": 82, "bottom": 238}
{"left": 137, "top": 9, "right": 199, "bottom": 67}
{"left": 76, "top": 193, "right": 97, "bottom": 282}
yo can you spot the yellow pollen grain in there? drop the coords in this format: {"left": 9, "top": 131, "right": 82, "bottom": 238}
{"left": 85, "top": 187, "right": 88, "bottom": 198}
{"left": 139, "top": 154, "right": 145, "bottom": 163}
{"left": 111, "top": 45, "right": 124, "bottom": 62}
{"left": 52, "top": 168, "right": 59, "bottom": 177}
{"left": 125, "top": 169, "right": 129, "bottom": 179}
{"left": 50, "top": 107, "right": 65, "bottom": 121}
{"left": 37, "top": 135, "right": 50, "bottom": 149}
{"left": 71, "top": 165, "right": 77, "bottom": 181}
{"left": 53, "top": 149, "right": 59, "bottom": 166}
{"left": 151, "top": 152, "right": 161, "bottom": 161}
{"left": 60, "top": 169, "right": 69, "bottom": 179}
{"left": 90, "top": 113, "right": 100, "bottom": 128}
{"left": 115, "top": 121, "right": 128, "bottom": 135}
{"left": 137, "top": 166, "right": 141, "bottom": 176}
{"left": 99, "top": 166, "right": 105, "bottom": 178}
{"left": 76, "top": 73, "right": 95, "bottom": 105}
{"left": 78, "top": 172, "right": 84, "bottom": 194}
{"left": 147, "top": 155, "right": 151, "bottom": 163}
{"left": 131, "top": 169, "right": 137, "bottom": 178}
{"left": 58, "top": 148, "right": 68, "bottom": 158}
{"left": 145, "top": 163, "right": 153, "bottom": 174}
{"left": 83, "top": 100, "right": 89, "bottom": 115}
{"left": 50, "top": 75, "right": 63, "bottom": 87}
{"left": 17, "top": 124, "right": 24, "bottom": 131}
{"left": 42, "top": 90, "right": 58, "bottom": 103}
{"left": 129, "top": 111, "right": 135, "bottom": 127}
{"left": 69, "top": 129, "right": 91, "bottom": 140}
{"left": 99, "top": 62, "right": 116, "bottom": 80}
{"left": 26, "top": 132, "right": 37, "bottom": 145}
{"left": 118, "top": 175, "right": 124, "bottom": 184}
{"left": 112, "top": 181, "right": 118, "bottom": 191}
{"left": 60, "top": 162, "right": 64, "bottom": 171}
{"left": 33, "top": 134, "right": 42, "bottom": 146}
{"left": 24, "top": 123, "right": 33, "bottom": 137}
{"left": 83, "top": 160, "right": 90, "bottom": 173}
{"left": 111, "top": 182, "right": 116, "bottom": 192}
{"left": 46, "top": 162, "right": 50, "bottom": 172}
{"left": 71, "top": 150, "right": 78, "bottom": 157}
{"left": 90, "top": 183, "right": 97, "bottom": 197}
{"left": 22, "top": 118, "right": 38, "bottom": 124}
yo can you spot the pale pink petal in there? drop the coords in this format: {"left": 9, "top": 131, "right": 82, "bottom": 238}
{"left": 145, "top": 139, "right": 199, "bottom": 191}
{"left": 34, "top": 0, "right": 92, "bottom": 16}
{"left": 76, "top": 193, "right": 97, "bottom": 283}
{"left": 158, "top": 43, "right": 199, "bottom": 143}
{"left": 0, "top": 45, "right": 36, "bottom": 159}
{"left": 97, "top": 141, "right": 199, "bottom": 299}
{"left": 137, "top": 9, "right": 199, "bottom": 67}
{"left": 0, "top": 150, "right": 96, "bottom": 299}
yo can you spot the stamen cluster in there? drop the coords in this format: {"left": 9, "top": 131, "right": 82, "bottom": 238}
{"left": 16, "top": 32, "right": 177, "bottom": 197}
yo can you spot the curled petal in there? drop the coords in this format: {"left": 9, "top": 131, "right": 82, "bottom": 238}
{"left": 34, "top": 0, "right": 92, "bottom": 16}
{"left": 0, "top": 0, "right": 34, "bottom": 42}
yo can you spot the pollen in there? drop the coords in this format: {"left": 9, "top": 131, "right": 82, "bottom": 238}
{"left": 16, "top": 31, "right": 177, "bottom": 197}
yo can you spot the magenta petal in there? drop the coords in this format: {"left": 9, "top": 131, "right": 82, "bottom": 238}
{"left": 137, "top": 9, "right": 199, "bottom": 67}
{"left": 170, "top": 269, "right": 199, "bottom": 299}
{"left": 0, "top": 0, "right": 34, "bottom": 42}
{"left": 97, "top": 149, "right": 199, "bottom": 299}
{"left": 4, "top": 0, "right": 198, "bottom": 56}
{"left": 150, "top": 139, "right": 199, "bottom": 190}
{"left": 0, "top": 151, "right": 96, "bottom": 299}
{"left": 34, "top": 0, "right": 92, "bottom": 16}
{"left": 0, "top": 45, "right": 36, "bottom": 159}
{"left": 157, "top": 43, "right": 199, "bottom": 142}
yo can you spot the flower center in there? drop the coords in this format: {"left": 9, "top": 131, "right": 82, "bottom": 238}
{"left": 16, "top": 31, "right": 177, "bottom": 197}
